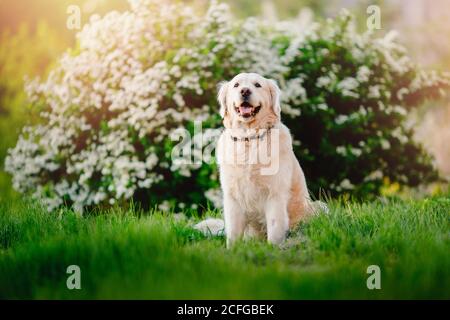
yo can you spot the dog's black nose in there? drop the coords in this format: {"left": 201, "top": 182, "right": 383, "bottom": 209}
{"left": 241, "top": 87, "right": 251, "bottom": 99}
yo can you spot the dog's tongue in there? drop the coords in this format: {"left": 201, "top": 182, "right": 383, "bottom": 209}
{"left": 239, "top": 104, "right": 253, "bottom": 116}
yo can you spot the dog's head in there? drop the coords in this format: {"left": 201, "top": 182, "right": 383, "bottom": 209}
{"left": 218, "top": 73, "right": 281, "bottom": 128}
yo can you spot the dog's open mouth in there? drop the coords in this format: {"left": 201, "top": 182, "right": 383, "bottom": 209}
{"left": 235, "top": 102, "right": 262, "bottom": 118}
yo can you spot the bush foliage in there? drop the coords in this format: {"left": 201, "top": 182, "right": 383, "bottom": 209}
{"left": 5, "top": 0, "right": 449, "bottom": 212}
{"left": 0, "top": 23, "right": 67, "bottom": 201}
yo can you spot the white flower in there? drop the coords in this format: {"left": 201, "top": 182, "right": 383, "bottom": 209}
{"left": 368, "top": 85, "right": 381, "bottom": 99}
{"left": 364, "top": 170, "right": 383, "bottom": 182}
{"left": 356, "top": 66, "right": 371, "bottom": 82}
{"left": 396, "top": 88, "right": 409, "bottom": 101}
{"left": 317, "top": 74, "right": 336, "bottom": 88}
{"left": 340, "top": 179, "right": 355, "bottom": 190}
{"left": 336, "top": 146, "right": 347, "bottom": 155}
{"left": 380, "top": 139, "right": 391, "bottom": 150}
{"left": 205, "top": 188, "right": 223, "bottom": 208}
{"left": 337, "top": 77, "right": 359, "bottom": 98}
{"left": 317, "top": 103, "right": 328, "bottom": 111}
{"left": 158, "top": 201, "right": 171, "bottom": 212}
{"left": 335, "top": 115, "right": 349, "bottom": 125}
{"left": 350, "top": 147, "right": 362, "bottom": 157}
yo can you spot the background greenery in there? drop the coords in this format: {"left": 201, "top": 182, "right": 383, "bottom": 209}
{"left": 3, "top": 1, "right": 449, "bottom": 212}
{"left": 0, "top": 0, "right": 449, "bottom": 300}
{"left": 1, "top": 0, "right": 449, "bottom": 208}
{"left": 1, "top": 196, "right": 449, "bottom": 299}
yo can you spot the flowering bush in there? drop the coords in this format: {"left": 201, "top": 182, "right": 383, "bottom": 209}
{"left": 276, "top": 13, "right": 450, "bottom": 197}
{"left": 5, "top": 0, "right": 449, "bottom": 212}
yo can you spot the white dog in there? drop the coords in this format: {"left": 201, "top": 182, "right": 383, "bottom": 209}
{"left": 195, "top": 73, "right": 327, "bottom": 247}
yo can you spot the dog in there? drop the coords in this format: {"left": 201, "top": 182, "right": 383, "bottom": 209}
{"left": 195, "top": 73, "right": 327, "bottom": 247}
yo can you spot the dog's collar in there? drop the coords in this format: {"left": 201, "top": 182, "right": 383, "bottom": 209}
{"left": 229, "top": 125, "right": 274, "bottom": 142}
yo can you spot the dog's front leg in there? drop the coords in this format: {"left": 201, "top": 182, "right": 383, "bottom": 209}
{"left": 265, "top": 198, "right": 289, "bottom": 245}
{"left": 223, "top": 194, "right": 246, "bottom": 248}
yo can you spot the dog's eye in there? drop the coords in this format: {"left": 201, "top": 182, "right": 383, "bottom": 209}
{"left": 234, "top": 83, "right": 239, "bottom": 88}
{"left": 254, "top": 82, "right": 261, "bottom": 88}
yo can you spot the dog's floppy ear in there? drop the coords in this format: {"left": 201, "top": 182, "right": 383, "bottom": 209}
{"left": 217, "top": 81, "right": 229, "bottom": 118}
{"left": 268, "top": 79, "right": 281, "bottom": 118}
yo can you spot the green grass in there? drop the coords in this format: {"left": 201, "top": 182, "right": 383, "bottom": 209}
{"left": 0, "top": 197, "right": 449, "bottom": 299}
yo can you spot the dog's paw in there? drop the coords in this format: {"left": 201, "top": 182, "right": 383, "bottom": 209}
{"left": 193, "top": 218, "right": 225, "bottom": 237}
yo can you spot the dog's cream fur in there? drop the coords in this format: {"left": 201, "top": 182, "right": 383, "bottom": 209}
{"left": 218, "top": 73, "right": 320, "bottom": 246}
{"left": 195, "top": 73, "right": 326, "bottom": 247}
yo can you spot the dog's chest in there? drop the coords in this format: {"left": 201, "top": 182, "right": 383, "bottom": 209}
{"left": 218, "top": 130, "right": 282, "bottom": 212}
{"left": 225, "top": 165, "right": 273, "bottom": 211}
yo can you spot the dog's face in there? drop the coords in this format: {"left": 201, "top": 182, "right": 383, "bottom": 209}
{"left": 218, "top": 73, "right": 281, "bottom": 127}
